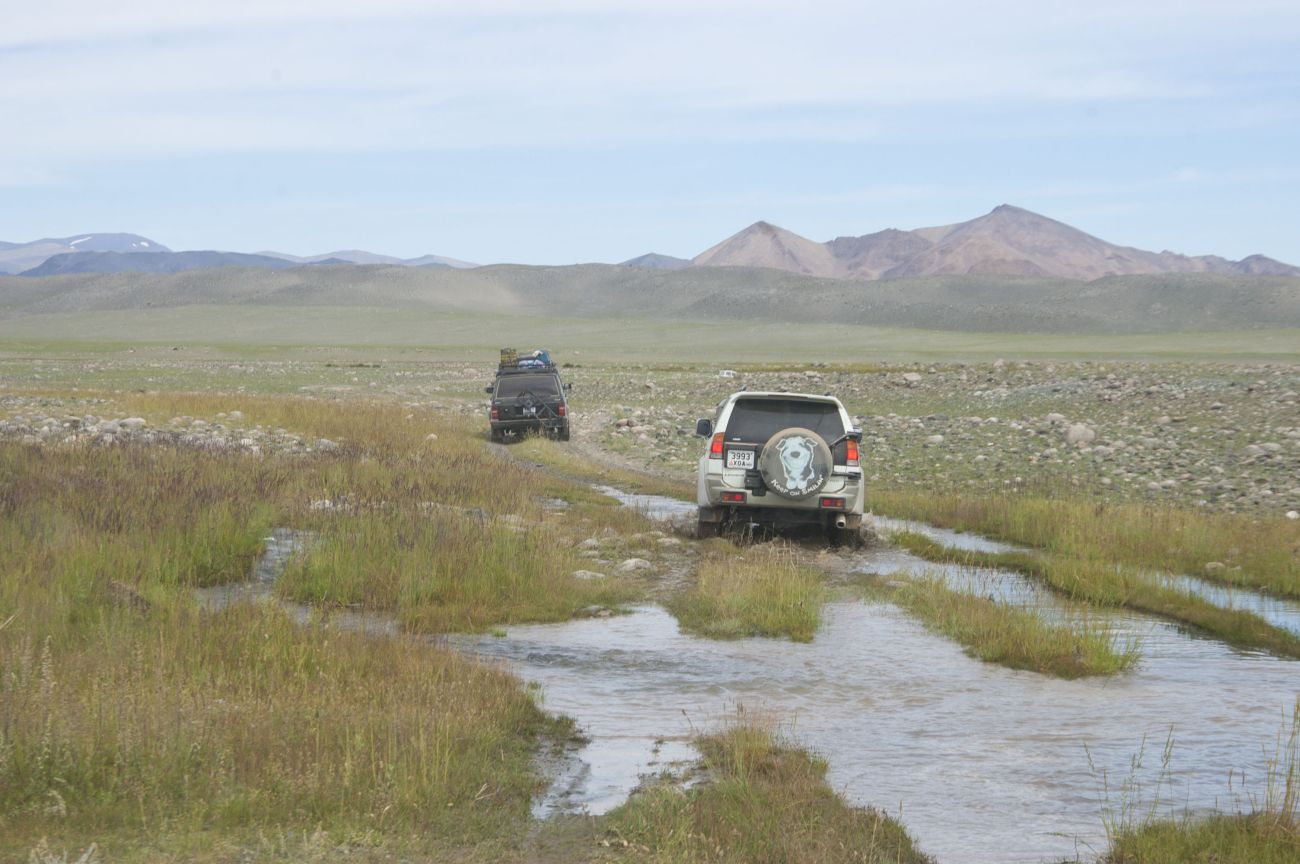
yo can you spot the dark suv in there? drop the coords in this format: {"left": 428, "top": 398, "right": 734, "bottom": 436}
{"left": 486, "top": 353, "right": 571, "bottom": 442}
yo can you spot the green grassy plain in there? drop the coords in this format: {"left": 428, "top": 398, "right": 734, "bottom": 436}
{"left": 2, "top": 318, "right": 1297, "bottom": 862}
{"left": 3, "top": 306, "right": 1299, "bottom": 362}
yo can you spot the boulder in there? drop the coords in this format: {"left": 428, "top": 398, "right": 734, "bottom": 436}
{"left": 1066, "top": 424, "right": 1096, "bottom": 446}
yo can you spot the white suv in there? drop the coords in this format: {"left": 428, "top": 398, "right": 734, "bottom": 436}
{"left": 695, "top": 391, "right": 864, "bottom": 543}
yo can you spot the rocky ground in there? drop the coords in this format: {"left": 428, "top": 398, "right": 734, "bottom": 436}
{"left": 0, "top": 394, "right": 342, "bottom": 455}
{"left": 2, "top": 356, "right": 1298, "bottom": 515}
{"left": 570, "top": 360, "right": 1300, "bottom": 516}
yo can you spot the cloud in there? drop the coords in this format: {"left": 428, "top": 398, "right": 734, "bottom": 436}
{"left": 2, "top": 1, "right": 1297, "bottom": 165}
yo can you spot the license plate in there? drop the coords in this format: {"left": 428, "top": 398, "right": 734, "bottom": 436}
{"left": 726, "top": 449, "right": 754, "bottom": 469}
{"left": 523, "top": 406, "right": 537, "bottom": 415}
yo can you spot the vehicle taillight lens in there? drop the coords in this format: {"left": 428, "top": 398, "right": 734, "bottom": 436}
{"left": 721, "top": 491, "right": 746, "bottom": 503}
{"left": 819, "top": 496, "right": 846, "bottom": 509}
{"left": 490, "top": 407, "right": 499, "bottom": 420}
{"left": 557, "top": 404, "right": 566, "bottom": 417}
{"left": 846, "top": 439, "right": 859, "bottom": 467}
{"left": 709, "top": 433, "right": 724, "bottom": 459}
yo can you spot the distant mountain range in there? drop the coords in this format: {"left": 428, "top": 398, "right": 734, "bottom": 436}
{"left": 0, "top": 234, "right": 170, "bottom": 275}
{"left": 0, "top": 236, "right": 478, "bottom": 276}
{"left": 681, "top": 205, "right": 1300, "bottom": 281}
{"left": 3, "top": 263, "right": 1297, "bottom": 335}
{"left": 6, "top": 206, "right": 1297, "bottom": 280}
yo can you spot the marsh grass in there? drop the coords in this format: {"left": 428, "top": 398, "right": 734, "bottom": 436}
{"left": 891, "top": 531, "right": 1300, "bottom": 659}
{"left": 281, "top": 510, "right": 633, "bottom": 633}
{"left": 884, "top": 574, "right": 1139, "bottom": 678}
{"left": 667, "top": 545, "right": 825, "bottom": 642}
{"left": 1099, "top": 702, "right": 1300, "bottom": 863}
{"left": 0, "top": 393, "right": 665, "bottom": 856}
{"left": 870, "top": 489, "right": 1300, "bottom": 597}
{"left": 609, "top": 723, "right": 934, "bottom": 864}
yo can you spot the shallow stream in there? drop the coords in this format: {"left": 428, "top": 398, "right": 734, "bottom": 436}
{"left": 455, "top": 506, "right": 1300, "bottom": 864}
{"left": 208, "top": 506, "right": 1299, "bottom": 864}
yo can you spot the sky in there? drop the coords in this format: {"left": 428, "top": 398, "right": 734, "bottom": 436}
{"left": 2, "top": 0, "right": 1299, "bottom": 265}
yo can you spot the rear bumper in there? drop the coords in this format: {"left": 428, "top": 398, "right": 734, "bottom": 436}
{"left": 492, "top": 417, "right": 567, "bottom": 433}
{"left": 697, "top": 462, "right": 865, "bottom": 523}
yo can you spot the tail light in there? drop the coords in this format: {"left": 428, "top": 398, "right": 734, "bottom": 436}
{"left": 557, "top": 404, "right": 566, "bottom": 417}
{"left": 819, "top": 496, "right": 846, "bottom": 509}
{"left": 490, "top": 407, "right": 499, "bottom": 420}
{"left": 721, "top": 491, "right": 746, "bottom": 503}
{"left": 709, "top": 432, "right": 724, "bottom": 459}
{"left": 846, "top": 439, "right": 859, "bottom": 467}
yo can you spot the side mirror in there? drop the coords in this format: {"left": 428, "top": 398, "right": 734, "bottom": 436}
{"left": 484, "top": 386, "right": 494, "bottom": 395}
{"left": 564, "top": 382, "right": 573, "bottom": 391}
{"left": 695, "top": 418, "right": 713, "bottom": 438}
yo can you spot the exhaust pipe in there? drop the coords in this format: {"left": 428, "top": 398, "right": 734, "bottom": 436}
{"left": 834, "top": 515, "right": 847, "bottom": 529}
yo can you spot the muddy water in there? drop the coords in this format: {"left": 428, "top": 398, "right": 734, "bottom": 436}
{"left": 870, "top": 515, "right": 1022, "bottom": 554}
{"left": 869, "top": 514, "right": 1300, "bottom": 637}
{"left": 454, "top": 504, "right": 1300, "bottom": 864}
{"left": 209, "top": 517, "right": 1299, "bottom": 863}
{"left": 593, "top": 484, "right": 697, "bottom": 523}
{"left": 457, "top": 591, "right": 1298, "bottom": 863}
{"left": 1156, "top": 572, "right": 1300, "bottom": 637}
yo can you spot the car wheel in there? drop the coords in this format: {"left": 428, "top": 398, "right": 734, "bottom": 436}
{"left": 757, "top": 427, "right": 833, "bottom": 500}
{"left": 490, "top": 429, "right": 504, "bottom": 443}
{"left": 558, "top": 425, "right": 570, "bottom": 442}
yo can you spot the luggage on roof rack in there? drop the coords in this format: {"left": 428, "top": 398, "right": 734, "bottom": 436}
{"left": 497, "top": 347, "right": 555, "bottom": 374}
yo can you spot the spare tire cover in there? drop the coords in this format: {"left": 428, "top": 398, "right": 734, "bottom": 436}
{"left": 758, "top": 427, "right": 833, "bottom": 500}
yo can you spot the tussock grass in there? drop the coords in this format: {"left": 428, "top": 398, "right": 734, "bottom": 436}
{"left": 667, "top": 545, "right": 825, "bottom": 642}
{"left": 0, "top": 605, "right": 556, "bottom": 847}
{"left": 609, "top": 723, "right": 934, "bottom": 864}
{"left": 886, "top": 574, "right": 1139, "bottom": 678}
{"left": 891, "top": 531, "right": 1300, "bottom": 659}
{"left": 0, "top": 434, "right": 566, "bottom": 856}
{"left": 281, "top": 510, "right": 631, "bottom": 633}
{"left": 870, "top": 489, "right": 1300, "bottom": 597}
{"left": 0, "top": 392, "right": 666, "bottom": 856}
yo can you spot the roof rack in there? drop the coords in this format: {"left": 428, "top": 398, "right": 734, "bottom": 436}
{"left": 496, "top": 347, "right": 557, "bottom": 375}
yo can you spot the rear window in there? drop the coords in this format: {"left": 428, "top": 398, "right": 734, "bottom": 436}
{"left": 723, "top": 398, "right": 844, "bottom": 443}
{"left": 495, "top": 374, "right": 561, "bottom": 397}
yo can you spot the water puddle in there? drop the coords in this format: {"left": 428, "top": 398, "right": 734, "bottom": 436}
{"left": 593, "top": 484, "right": 697, "bottom": 523}
{"left": 206, "top": 516, "right": 1300, "bottom": 863}
{"left": 868, "top": 546, "right": 1060, "bottom": 610}
{"left": 456, "top": 597, "right": 1298, "bottom": 864}
{"left": 195, "top": 529, "right": 397, "bottom": 637}
{"left": 869, "top": 514, "right": 1022, "bottom": 553}
{"left": 195, "top": 528, "right": 305, "bottom": 611}
{"left": 870, "top": 515, "right": 1300, "bottom": 637}
{"left": 1156, "top": 573, "right": 1300, "bottom": 637}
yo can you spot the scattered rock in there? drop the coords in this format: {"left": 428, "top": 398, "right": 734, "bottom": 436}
{"left": 1065, "top": 424, "right": 1096, "bottom": 446}
{"left": 614, "top": 558, "right": 653, "bottom": 574}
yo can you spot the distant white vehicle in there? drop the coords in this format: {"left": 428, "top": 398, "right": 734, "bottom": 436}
{"left": 694, "top": 391, "right": 864, "bottom": 544}
{"left": 718, "top": 369, "right": 737, "bottom": 378}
